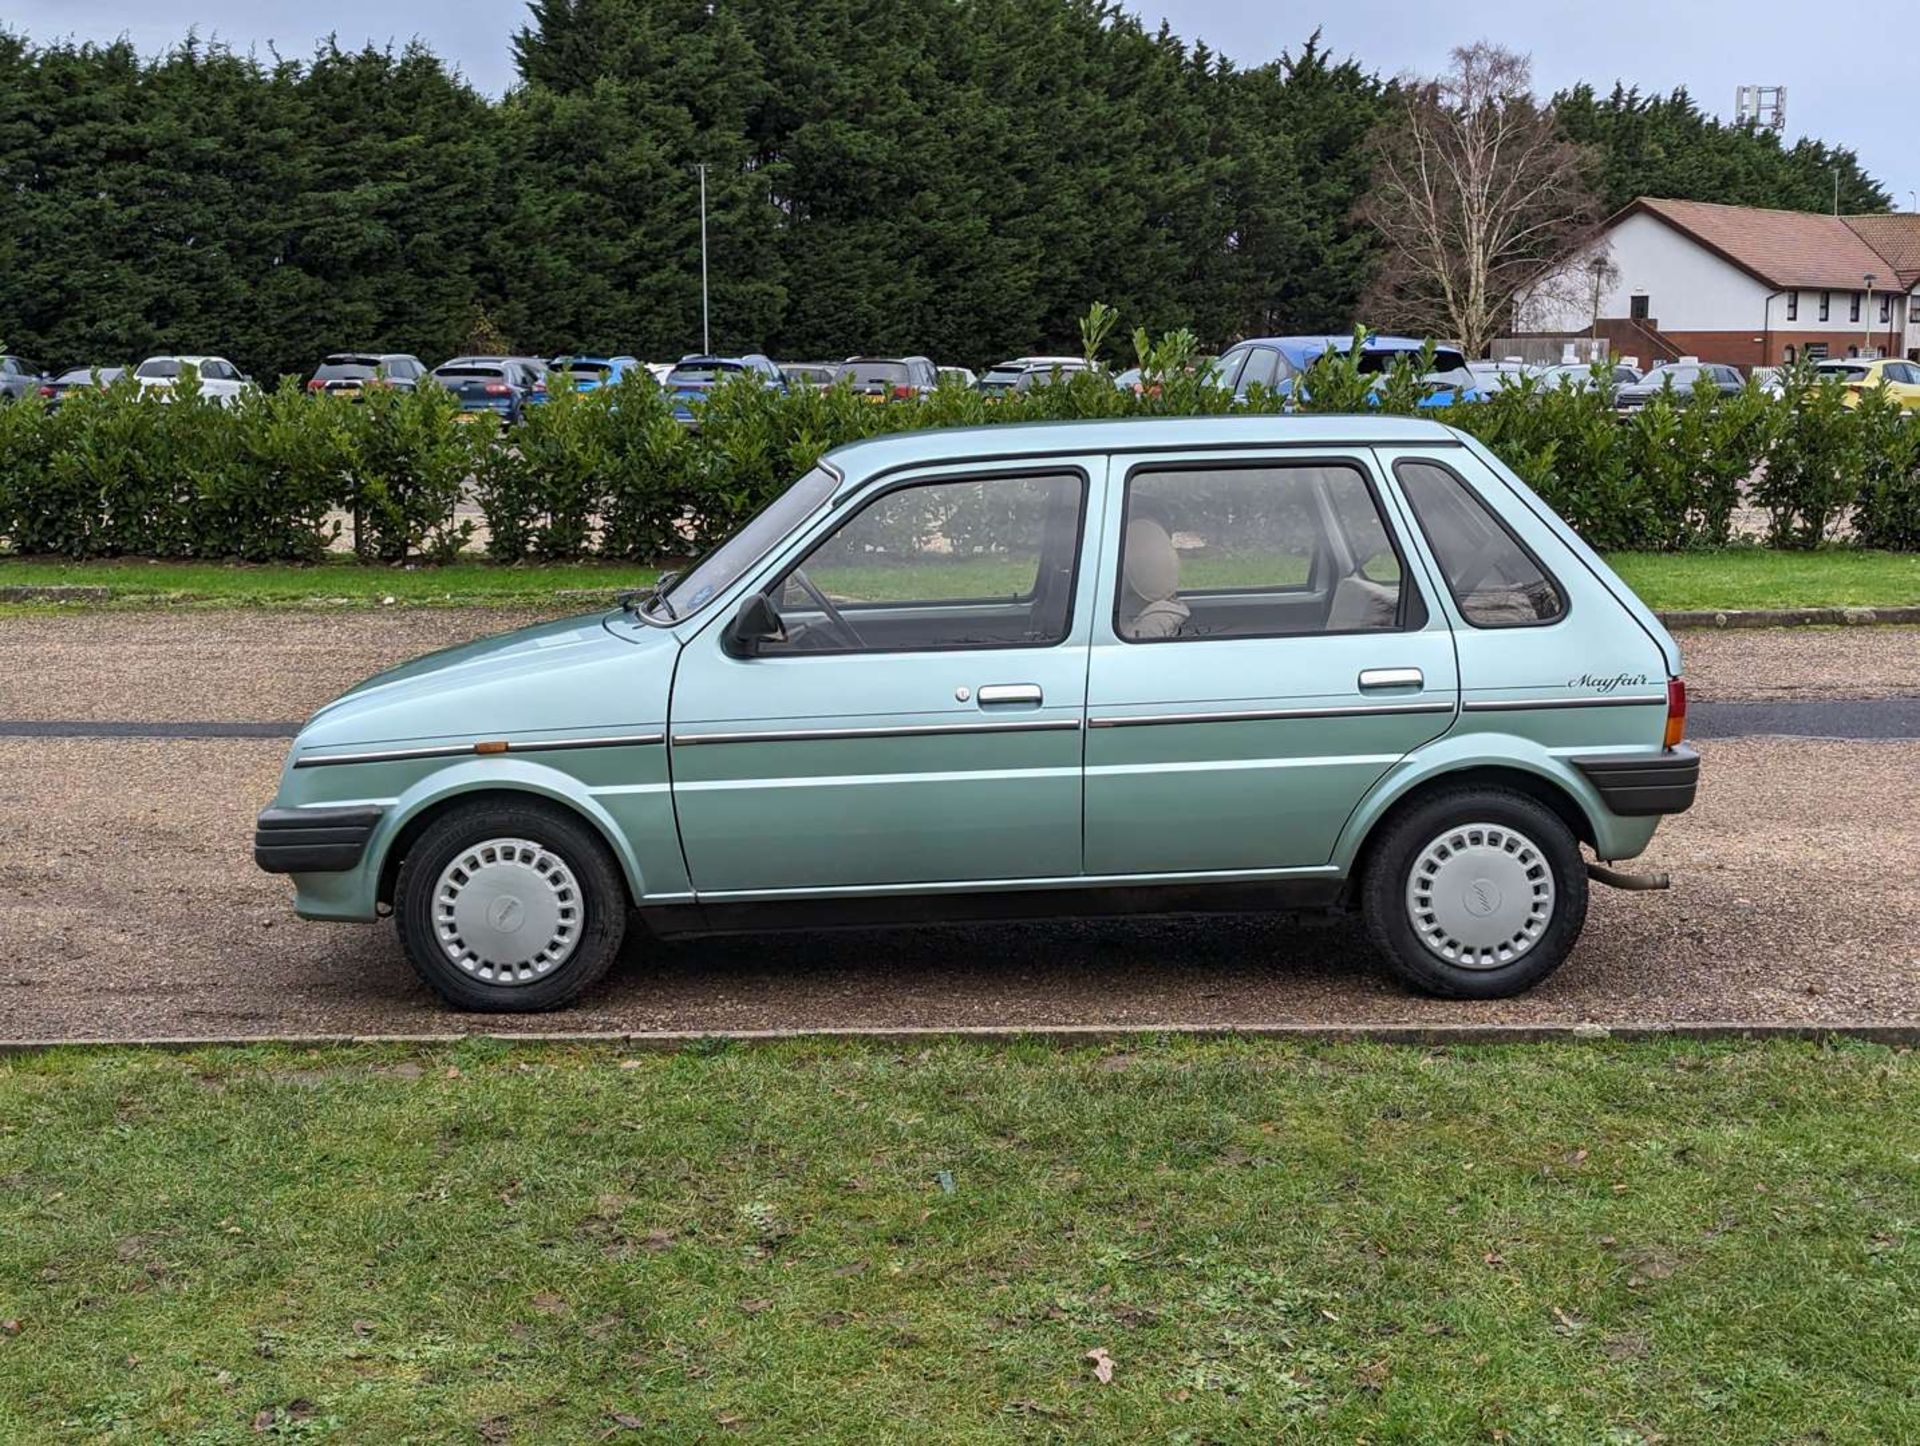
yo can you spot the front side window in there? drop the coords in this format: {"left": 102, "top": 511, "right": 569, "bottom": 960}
{"left": 1395, "top": 460, "right": 1566, "bottom": 628}
{"left": 760, "top": 472, "right": 1086, "bottom": 654}
{"left": 1116, "top": 463, "right": 1411, "bottom": 643}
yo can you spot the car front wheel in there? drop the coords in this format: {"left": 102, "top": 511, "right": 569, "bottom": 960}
{"left": 394, "top": 798, "right": 627, "bottom": 1012}
{"left": 1362, "top": 787, "right": 1589, "bottom": 999}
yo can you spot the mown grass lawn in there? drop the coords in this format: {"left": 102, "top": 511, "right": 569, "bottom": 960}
{"left": 3, "top": 547, "right": 1918, "bottom": 613}
{"left": 1, "top": 1038, "right": 1915, "bottom": 1443}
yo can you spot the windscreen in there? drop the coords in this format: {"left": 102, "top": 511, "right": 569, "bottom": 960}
{"left": 653, "top": 466, "right": 838, "bottom": 620}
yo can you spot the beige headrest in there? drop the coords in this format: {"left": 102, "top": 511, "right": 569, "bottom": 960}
{"left": 1124, "top": 518, "right": 1179, "bottom": 603}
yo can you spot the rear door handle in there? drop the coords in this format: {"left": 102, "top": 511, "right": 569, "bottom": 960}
{"left": 976, "top": 683, "right": 1043, "bottom": 706}
{"left": 1358, "top": 668, "right": 1423, "bottom": 692}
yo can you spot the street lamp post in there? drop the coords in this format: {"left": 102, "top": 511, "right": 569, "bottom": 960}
{"left": 695, "top": 163, "right": 711, "bottom": 356}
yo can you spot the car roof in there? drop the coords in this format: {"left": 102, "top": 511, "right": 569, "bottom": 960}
{"left": 1234, "top": 335, "right": 1462, "bottom": 364}
{"left": 822, "top": 413, "right": 1459, "bottom": 485}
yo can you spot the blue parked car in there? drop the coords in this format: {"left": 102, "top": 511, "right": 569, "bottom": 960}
{"left": 664, "top": 353, "right": 787, "bottom": 426}
{"left": 1217, "top": 335, "right": 1486, "bottom": 408}
{"left": 551, "top": 355, "right": 642, "bottom": 394}
{"left": 255, "top": 413, "right": 1697, "bottom": 1013}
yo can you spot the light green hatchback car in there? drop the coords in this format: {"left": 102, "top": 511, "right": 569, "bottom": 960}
{"left": 256, "top": 415, "right": 1698, "bottom": 1011}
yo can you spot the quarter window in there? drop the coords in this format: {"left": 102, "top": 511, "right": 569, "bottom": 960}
{"left": 1116, "top": 463, "right": 1412, "bottom": 643}
{"left": 1235, "top": 347, "right": 1281, "bottom": 395}
{"left": 761, "top": 472, "right": 1085, "bottom": 654}
{"left": 1396, "top": 460, "right": 1566, "bottom": 628}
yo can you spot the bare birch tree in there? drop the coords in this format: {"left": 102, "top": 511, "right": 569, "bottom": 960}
{"left": 1360, "top": 45, "right": 1599, "bottom": 357}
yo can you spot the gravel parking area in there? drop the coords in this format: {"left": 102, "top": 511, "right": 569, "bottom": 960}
{"left": 0, "top": 732, "right": 1914, "bottom": 1039}
{"left": 2, "top": 610, "right": 1915, "bottom": 1039}
{"left": 2, "top": 611, "right": 1917, "bottom": 724}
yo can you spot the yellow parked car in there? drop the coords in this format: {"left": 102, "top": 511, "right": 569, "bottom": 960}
{"left": 1816, "top": 357, "right": 1920, "bottom": 410}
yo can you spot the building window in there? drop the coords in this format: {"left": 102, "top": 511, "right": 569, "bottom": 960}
{"left": 1819, "top": 291, "right": 1831, "bottom": 321}
{"left": 1629, "top": 294, "right": 1649, "bottom": 321}
{"left": 1881, "top": 294, "right": 1892, "bottom": 324}
{"left": 1850, "top": 293, "right": 1862, "bottom": 323}
{"left": 1805, "top": 342, "right": 1829, "bottom": 361}
{"left": 1785, "top": 291, "right": 1798, "bottom": 320}
{"left": 1783, "top": 344, "right": 1797, "bottom": 364}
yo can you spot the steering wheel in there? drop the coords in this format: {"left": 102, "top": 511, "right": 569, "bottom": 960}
{"left": 790, "top": 569, "right": 866, "bottom": 649}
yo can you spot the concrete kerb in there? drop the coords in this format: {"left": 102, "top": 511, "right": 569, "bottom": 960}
{"left": 0, "top": 1021, "right": 1916, "bottom": 1056}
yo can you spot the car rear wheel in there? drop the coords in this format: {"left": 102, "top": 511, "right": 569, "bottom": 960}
{"left": 1361, "top": 787, "right": 1588, "bottom": 999}
{"left": 394, "top": 798, "right": 627, "bottom": 1012}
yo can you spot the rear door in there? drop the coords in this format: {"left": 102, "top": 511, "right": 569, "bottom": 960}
{"left": 1084, "top": 448, "right": 1459, "bottom": 876}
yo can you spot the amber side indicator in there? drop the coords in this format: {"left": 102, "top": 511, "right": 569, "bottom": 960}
{"left": 1664, "top": 678, "right": 1688, "bottom": 749}
{"left": 473, "top": 740, "right": 510, "bottom": 755}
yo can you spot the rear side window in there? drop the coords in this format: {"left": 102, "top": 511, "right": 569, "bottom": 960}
{"left": 1117, "top": 463, "right": 1413, "bottom": 642}
{"left": 1395, "top": 460, "right": 1566, "bottom": 628}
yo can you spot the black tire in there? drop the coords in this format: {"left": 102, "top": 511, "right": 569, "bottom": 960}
{"left": 393, "top": 797, "right": 628, "bottom": 1012}
{"left": 1361, "top": 786, "right": 1588, "bottom": 1000}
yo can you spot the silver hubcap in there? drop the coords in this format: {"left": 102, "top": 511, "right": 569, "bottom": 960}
{"left": 1405, "top": 822, "right": 1556, "bottom": 970}
{"left": 432, "top": 838, "right": 582, "bottom": 986}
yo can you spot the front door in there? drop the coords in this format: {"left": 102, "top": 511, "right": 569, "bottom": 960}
{"left": 670, "top": 460, "right": 1100, "bottom": 895}
{"left": 1084, "top": 450, "right": 1459, "bottom": 876}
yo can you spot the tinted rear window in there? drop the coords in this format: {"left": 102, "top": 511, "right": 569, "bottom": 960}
{"left": 841, "top": 361, "right": 911, "bottom": 385}
{"left": 566, "top": 363, "right": 613, "bottom": 378}
{"left": 315, "top": 362, "right": 378, "bottom": 381}
{"left": 668, "top": 362, "right": 744, "bottom": 384}
{"left": 436, "top": 366, "right": 508, "bottom": 380}
{"left": 136, "top": 360, "right": 182, "bottom": 378}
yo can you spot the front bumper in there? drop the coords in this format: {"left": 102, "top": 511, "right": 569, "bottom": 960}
{"left": 1571, "top": 746, "right": 1700, "bottom": 817}
{"left": 254, "top": 805, "right": 386, "bottom": 874}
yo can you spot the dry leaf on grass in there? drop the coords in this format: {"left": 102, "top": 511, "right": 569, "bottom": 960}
{"left": 1085, "top": 1347, "right": 1115, "bottom": 1384}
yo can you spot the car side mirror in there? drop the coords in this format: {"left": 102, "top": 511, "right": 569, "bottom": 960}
{"left": 723, "top": 592, "right": 786, "bottom": 657}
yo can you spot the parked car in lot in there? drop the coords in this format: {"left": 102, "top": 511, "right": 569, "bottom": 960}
{"left": 0, "top": 354, "right": 48, "bottom": 402}
{"left": 1612, "top": 362, "right": 1744, "bottom": 412}
{"left": 1813, "top": 357, "right": 1920, "bottom": 410}
{"left": 306, "top": 353, "right": 428, "bottom": 396}
{"left": 1215, "top": 336, "right": 1485, "bottom": 408}
{"left": 430, "top": 360, "right": 533, "bottom": 425}
{"left": 663, "top": 353, "right": 787, "bottom": 424}
{"left": 835, "top": 355, "right": 939, "bottom": 400}
{"left": 978, "top": 356, "right": 1092, "bottom": 395}
{"left": 256, "top": 413, "right": 1696, "bottom": 1012}
{"left": 133, "top": 355, "right": 253, "bottom": 404}
{"left": 441, "top": 355, "right": 552, "bottom": 404}
{"left": 552, "top": 356, "right": 641, "bottom": 394}
{"left": 778, "top": 362, "right": 838, "bottom": 389}
{"left": 39, "top": 365, "right": 126, "bottom": 410}
{"left": 939, "top": 365, "right": 978, "bottom": 389}
{"left": 1467, "top": 360, "right": 1542, "bottom": 393}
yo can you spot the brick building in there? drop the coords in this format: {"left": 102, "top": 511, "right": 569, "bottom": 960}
{"left": 1517, "top": 198, "right": 1920, "bottom": 369}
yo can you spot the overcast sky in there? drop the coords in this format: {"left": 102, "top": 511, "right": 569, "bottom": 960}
{"left": 8, "top": 0, "right": 1915, "bottom": 210}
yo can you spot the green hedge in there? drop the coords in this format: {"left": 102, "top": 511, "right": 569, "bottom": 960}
{"left": 3, "top": 354, "right": 1917, "bottom": 563}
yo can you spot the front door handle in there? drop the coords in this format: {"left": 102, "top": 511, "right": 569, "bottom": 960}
{"left": 976, "top": 683, "right": 1043, "bottom": 706}
{"left": 1358, "top": 667, "right": 1423, "bottom": 692}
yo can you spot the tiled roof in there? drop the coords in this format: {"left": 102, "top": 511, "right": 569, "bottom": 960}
{"left": 1631, "top": 197, "right": 1905, "bottom": 291}
{"left": 1841, "top": 213, "right": 1920, "bottom": 289}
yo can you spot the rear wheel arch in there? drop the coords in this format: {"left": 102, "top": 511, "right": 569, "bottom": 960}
{"left": 1350, "top": 764, "right": 1596, "bottom": 890}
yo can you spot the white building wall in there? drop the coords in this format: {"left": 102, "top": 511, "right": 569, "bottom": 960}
{"left": 1518, "top": 212, "right": 1774, "bottom": 334}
